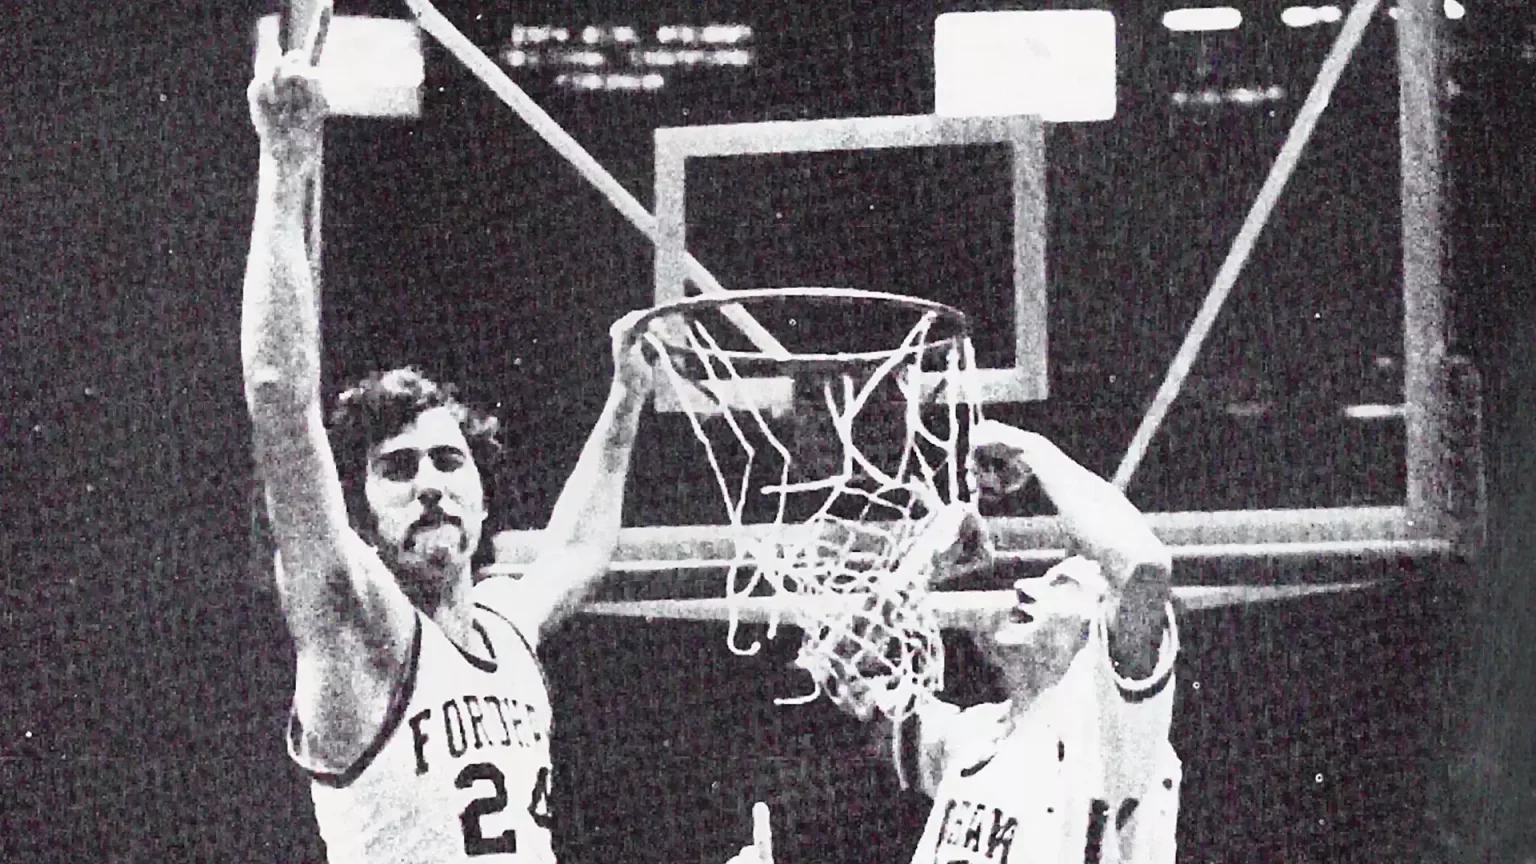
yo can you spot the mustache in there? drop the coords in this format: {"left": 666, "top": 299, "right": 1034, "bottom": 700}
{"left": 408, "top": 510, "right": 463, "bottom": 537}
{"left": 1008, "top": 606, "right": 1035, "bottom": 625}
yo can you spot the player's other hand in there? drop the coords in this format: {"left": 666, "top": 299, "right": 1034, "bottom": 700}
{"left": 248, "top": 5, "right": 331, "bottom": 179}
{"left": 609, "top": 309, "right": 658, "bottom": 400}
{"left": 723, "top": 802, "right": 774, "bottom": 864}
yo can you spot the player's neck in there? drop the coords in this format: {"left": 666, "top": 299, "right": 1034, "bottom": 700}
{"left": 410, "top": 562, "right": 477, "bottom": 646}
{"left": 1001, "top": 662, "right": 1070, "bottom": 717}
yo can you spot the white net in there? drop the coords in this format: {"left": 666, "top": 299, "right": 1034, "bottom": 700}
{"left": 639, "top": 289, "right": 984, "bottom": 730}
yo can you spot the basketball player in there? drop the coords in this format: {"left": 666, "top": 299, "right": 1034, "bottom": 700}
{"left": 844, "top": 420, "right": 1181, "bottom": 864}
{"left": 243, "top": 31, "right": 657, "bottom": 864}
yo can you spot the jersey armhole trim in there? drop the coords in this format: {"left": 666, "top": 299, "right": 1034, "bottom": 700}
{"left": 897, "top": 712, "right": 922, "bottom": 792}
{"left": 475, "top": 602, "right": 551, "bottom": 696}
{"left": 1111, "top": 601, "right": 1179, "bottom": 705}
{"left": 297, "top": 614, "right": 425, "bottom": 790}
{"left": 450, "top": 621, "right": 499, "bottom": 673}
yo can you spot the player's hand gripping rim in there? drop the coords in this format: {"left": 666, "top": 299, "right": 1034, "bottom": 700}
{"left": 966, "top": 419, "right": 1041, "bottom": 501}
{"left": 609, "top": 308, "right": 660, "bottom": 401}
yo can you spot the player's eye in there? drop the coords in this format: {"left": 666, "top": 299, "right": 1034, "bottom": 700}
{"left": 430, "top": 447, "right": 467, "bottom": 473}
{"left": 375, "top": 450, "right": 420, "bottom": 482}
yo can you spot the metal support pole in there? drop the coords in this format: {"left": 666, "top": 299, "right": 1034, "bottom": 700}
{"left": 1398, "top": 0, "right": 1450, "bottom": 538}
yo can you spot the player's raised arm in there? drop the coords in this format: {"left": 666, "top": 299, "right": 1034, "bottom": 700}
{"left": 720, "top": 801, "right": 775, "bottom": 864}
{"left": 482, "top": 311, "right": 655, "bottom": 641}
{"left": 969, "top": 420, "right": 1173, "bottom": 678}
{"left": 892, "top": 502, "right": 994, "bottom": 590}
{"left": 242, "top": 29, "right": 416, "bottom": 769}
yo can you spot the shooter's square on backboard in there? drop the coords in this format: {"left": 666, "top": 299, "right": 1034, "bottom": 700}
{"left": 934, "top": 10, "right": 1117, "bottom": 123}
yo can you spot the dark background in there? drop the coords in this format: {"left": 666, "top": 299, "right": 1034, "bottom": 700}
{"left": 3, "top": 0, "right": 1534, "bottom": 862}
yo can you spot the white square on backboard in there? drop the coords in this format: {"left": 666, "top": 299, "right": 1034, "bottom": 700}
{"left": 255, "top": 15, "right": 425, "bottom": 119}
{"left": 934, "top": 10, "right": 1117, "bottom": 123}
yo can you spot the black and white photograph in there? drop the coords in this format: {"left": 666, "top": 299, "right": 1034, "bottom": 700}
{"left": 3, "top": 1, "right": 1533, "bottom": 862}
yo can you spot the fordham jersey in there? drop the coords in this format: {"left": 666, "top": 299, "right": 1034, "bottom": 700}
{"left": 908, "top": 601, "right": 1181, "bottom": 864}
{"left": 289, "top": 581, "right": 555, "bottom": 864}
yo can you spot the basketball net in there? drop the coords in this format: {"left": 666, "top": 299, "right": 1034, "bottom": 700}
{"left": 642, "top": 291, "right": 984, "bottom": 742}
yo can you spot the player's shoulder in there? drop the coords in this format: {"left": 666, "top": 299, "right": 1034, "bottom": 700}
{"left": 907, "top": 698, "right": 1009, "bottom": 795}
{"left": 470, "top": 577, "right": 543, "bottom": 654}
{"left": 919, "top": 698, "right": 1000, "bottom": 727}
{"left": 939, "top": 700, "right": 1010, "bottom": 749}
{"left": 957, "top": 700, "right": 1010, "bottom": 725}
{"left": 470, "top": 574, "right": 523, "bottom": 620}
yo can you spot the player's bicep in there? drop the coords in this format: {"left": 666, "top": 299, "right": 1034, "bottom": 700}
{"left": 290, "top": 610, "right": 420, "bottom": 769}
{"left": 903, "top": 700, "right": 963, "bottom": 798}
{"left": 253, "top": 398, "right": 415, "bottom": 657}
{"left": 280, "top": 536, "right": 419, "bottom": 771}
{"left": 252, "top": 397, "right": 349, "bottom": 580}
{"left": 1106, "top": 560, "right": 1173, "bottom": 680}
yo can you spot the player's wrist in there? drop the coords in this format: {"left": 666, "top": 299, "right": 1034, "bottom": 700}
{"left": 1004, "top": 429, "right": 1057, "bottom": 466}
{"left": 606, "top": 374, "right": 650, "bottom": 416}
{"left": 259, "top": 151, "right": 316, "bottom": 199}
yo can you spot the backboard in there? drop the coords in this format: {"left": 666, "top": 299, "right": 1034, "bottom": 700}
{"left": 487, "top": 1, "right": 1484, "bottom": 598}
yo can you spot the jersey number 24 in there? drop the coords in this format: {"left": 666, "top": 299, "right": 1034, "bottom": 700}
{"left": 456, "top": 763, "right": 553, "bottom": 856}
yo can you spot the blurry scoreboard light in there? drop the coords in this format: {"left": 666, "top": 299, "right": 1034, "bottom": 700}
{"left": 1280, "top": 6, "right": 1345, "bottom": 26}
{"left": 255, "top": 15, "right": 425, "bottom": 118}
{"left": 934, "top": 10, "right": 1117, "bottom": 123}
{"left": 1161, "top": 7, "right": 1244, "bottom": 32}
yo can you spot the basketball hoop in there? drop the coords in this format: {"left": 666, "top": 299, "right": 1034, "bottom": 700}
{"left": 630, "top": 287, "right": 984, "bottom": 732}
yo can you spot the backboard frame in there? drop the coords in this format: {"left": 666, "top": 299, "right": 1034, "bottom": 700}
{"left": 650, "top": 113, "right": 1049, "bottom": 415}
{"left": 486, "top": 0, "right": 1484, "bottom": 589}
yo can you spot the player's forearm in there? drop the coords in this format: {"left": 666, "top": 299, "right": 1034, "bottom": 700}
{"left": 528, "top": 381, "right": 645, "bottom": 587}
{"left": 242, "top": 153, "right": 321, "bottom": 408}
{"left": 1015, "top": 434, "right": 1170, "bottom": 585}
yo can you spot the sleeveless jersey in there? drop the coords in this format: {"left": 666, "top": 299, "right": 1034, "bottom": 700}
{"left": 289, "top": 582, "right": 555, "bottom": 864}
{"left": 909, "top": 601, "right": 1181, "bottom": 864}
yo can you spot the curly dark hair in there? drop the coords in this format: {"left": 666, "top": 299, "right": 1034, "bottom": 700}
{"left": 325, "top": 367, "right": 504, "bottom": 569}
{"left": 246, "top": 366, "right": 508, "bottom": 586}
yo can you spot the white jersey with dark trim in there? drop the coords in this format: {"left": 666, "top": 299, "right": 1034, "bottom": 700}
{"left": 908, "top": 602, "right": 1181, "bottom": 864}
{"left": 289, "top": 582, "right": 554, "bottom": 864}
